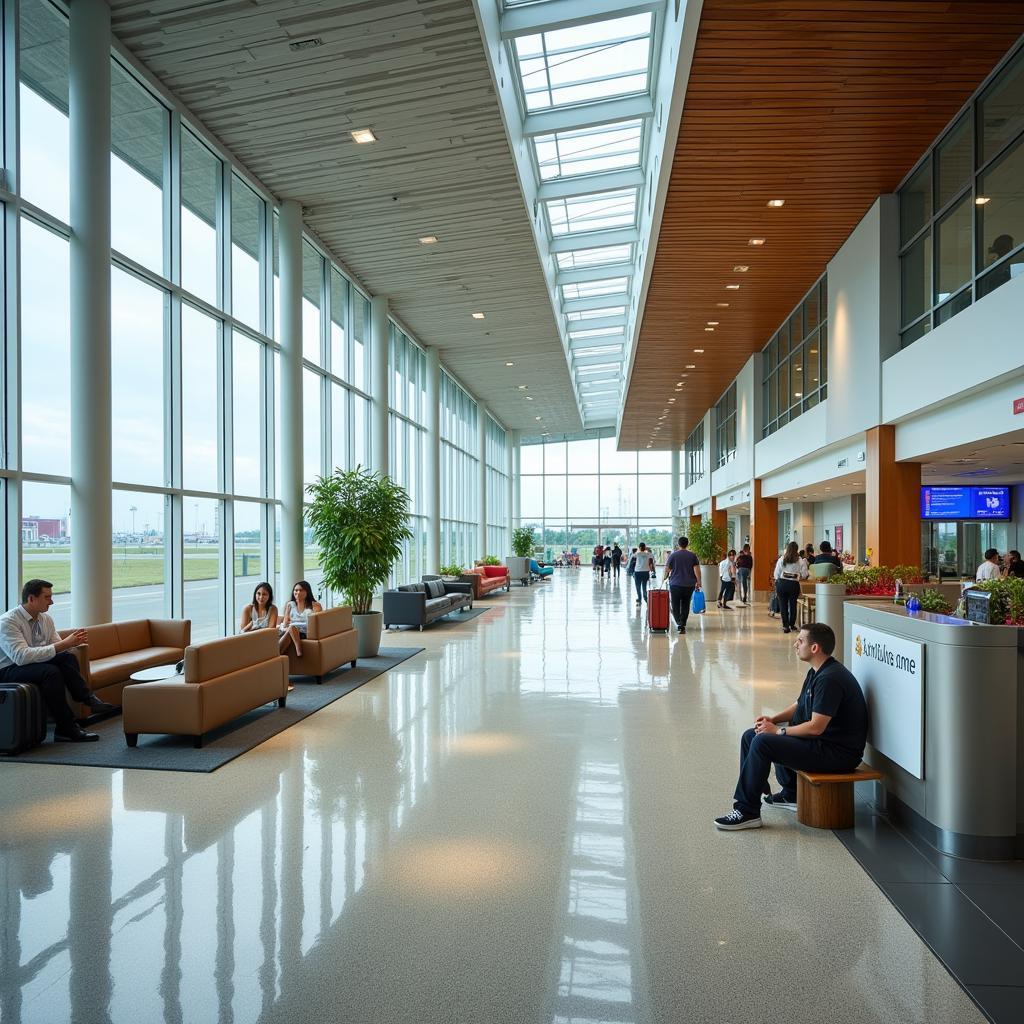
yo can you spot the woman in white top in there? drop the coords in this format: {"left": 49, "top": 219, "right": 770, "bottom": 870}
{"left": 772, "top": 542, "right": 808, "bottom": 634}
{"left": 717, "top": 549, "right": 737, "bottom": 609}
{"left": 279, "top": 580, "right": 322, "bottom": 658}
{"left": 240, "top": 581, "right": 279, "bottom": 633}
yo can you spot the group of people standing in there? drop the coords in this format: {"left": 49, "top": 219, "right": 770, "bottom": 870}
{"left": 591, "top": 542, "right": 624, "bottom": 579}
{"left": 772, "top": 541, "right": 844, "bottom": 633}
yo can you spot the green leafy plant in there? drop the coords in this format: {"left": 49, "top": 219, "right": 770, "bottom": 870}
{"left": 819, "top": 565, "right": 925, "bottom": 595}
{"left": 970, "top": 577, "right": 1024, "bottom": 625}
{"left": 305, "top": 467, "right": 413, "bottom": 615}
{"left": 916, "top": 588, "right": 953, "bottom": 615}
{"left": 439, "top": 562, "right": 464, "bottom": 578}
{"left": 687, "top": 517, "right": 727, "bottom": 565}
{"left": 480, "top": 554, "right": 501, "bottom": 566}
{"left": 511, "top": 526, "right": 535, "bottom": 558}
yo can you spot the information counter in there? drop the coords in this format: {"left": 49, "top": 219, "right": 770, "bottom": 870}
{"left": 844, "top": 603, "right": 1024, "bottom": 860}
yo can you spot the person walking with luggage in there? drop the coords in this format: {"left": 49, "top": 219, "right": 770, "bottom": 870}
{"left": 634, "top": 543, "right": 654, "bottom": 605}
{"left": 735, "top": 545, "right": 753, "bottom": 604}
{"left": 663, "top": 536, "right": 701, "bottom": 634}
{"left": 717, "top": 550, "right": 737, "bottom": 609}
{"left": 611, "top": 544, "right": 623, "bottom": 580}
{"left": 773, "top": 542, "right": 808, "bottom": 634}
{"left": 0, "top": 580, "right": 115, "bottom": 742}
{"left": 602, "top": 545, "right": 612, "bottom": 579}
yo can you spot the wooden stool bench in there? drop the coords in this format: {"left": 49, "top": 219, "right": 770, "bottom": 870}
{"left": 796, "top": 764, "right": 883, "bottom": 829}
{"left": 796, "top": 595, "right": 816, "bottom": 627}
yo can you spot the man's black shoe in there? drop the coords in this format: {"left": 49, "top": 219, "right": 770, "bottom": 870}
{"left": 764, "top": 791, "right": 798, "bottom": 811}
{"left": 714, "top": 808, "right": 762, "bottom": 831}
{"left": 86, "top": 696, "right": 117, "bottom": 714}
{"left": 54, "top": 724, "right": 100, "bottom": 743}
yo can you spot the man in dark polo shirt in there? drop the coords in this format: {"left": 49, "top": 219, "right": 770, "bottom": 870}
{"left": 662, "top": 536, "right": 701, "bottom": 634}
{"left": 714, "top": 622, "right": 867, "bottom": 830}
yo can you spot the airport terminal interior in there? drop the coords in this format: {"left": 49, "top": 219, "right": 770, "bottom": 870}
{"left": 3, "top": 1, "right": 1024, "bottom": 1021}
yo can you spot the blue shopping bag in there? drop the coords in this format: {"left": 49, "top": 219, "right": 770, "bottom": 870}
{"left": 691, "top": 589, "right": 706, "bottom": 614}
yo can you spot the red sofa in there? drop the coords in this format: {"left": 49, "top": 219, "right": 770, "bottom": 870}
{"left": 460, "top": 566, "right": 510, "bottom": 598}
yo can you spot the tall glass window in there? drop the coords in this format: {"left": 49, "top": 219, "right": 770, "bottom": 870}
{"left": 111, "top": 58, "right": 167, "bottom": 275}
{"left": 440, "top": 372, "right": 480, "bottom": 569}
{"left": 714, "top": 385, "right": 737, "bottom": 469}
{"left": 898, "top": 43, "right": 1024, "bottom": 346}
{"left": 761, "top": 275, "right": 828, "bottom": 437}
{"left": 181, "top": 305, "right": 220, "bottom": 493}
{"left": 684, "top": 422, "right": 704, "bottom": 487}
{"left": 181, "top": 129, "right": 220, "bottom": 306}
{"left": 231, "top": 176, "right": 263, "bottom": 330}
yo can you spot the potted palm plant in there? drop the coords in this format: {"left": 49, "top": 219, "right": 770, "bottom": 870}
{"left": 306, "top": 467, "right": 413, "bottom": 658}
{"left": 688, "top": 517, "right": 728, "bottom": 595}
{"left": 507, "top": 527, "right": 534, "bottom": 586}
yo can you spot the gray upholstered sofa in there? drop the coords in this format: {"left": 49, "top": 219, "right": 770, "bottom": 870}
{"left": 382, "top": 577, "right": 473, "bottom": 631}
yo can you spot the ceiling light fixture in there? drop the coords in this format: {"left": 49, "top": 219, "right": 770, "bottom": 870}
{"left": 505, "top": 361, "right": 514, "bottom": 367}
{"left": 717, "top": 302, "right": 730, "bottom": 308}
{"left": 351, "top": 128, "right": 377, "bottom": 144}
{"left": 517, "top": 385, "right": 527, "bottom": 390}
{"left": 471, "top": 312, "right": 485, "bottom": 320}
{"left": 707, "top": 321, "right": 719, "bottom": 326}
{"left": 693, "top": 349, "right": 704, "bottom": 354}
{"left": 748, "top": 237, "right": 766, "bottom": 246}
{"left": 726, "top": 284, "right": 740, "bottom": 290}
{"left": 975, "top": 196, "right": 991, "bottom": 205}
{"left": 526, "top": 396, "right": 533, "bottom": 401}
{"left": 704, "top": 327, "right": 714, "bottom": 332}
{"left": 733, "top": 265, "right": 749, "bottom": 272}
{"left": 535, "top": 416, "right": 542, "bottom": 421}
{"left": 685, "top": 364, "right": 696, "bottom": 369}
{"left": 418, "top": 235, "right": 438, "bottom": 245}
{"left": 767, "top": 199, "right": 785, "bottom": 208}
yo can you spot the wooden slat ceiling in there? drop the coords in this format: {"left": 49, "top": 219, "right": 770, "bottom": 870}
{"left": 620, "top": 0, "right": 1024, "bottom": 450}
{"left": 108, "top": 0, "right": 581, "bottom": 434}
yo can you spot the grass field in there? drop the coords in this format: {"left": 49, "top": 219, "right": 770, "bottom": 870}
{"left": 20, "top": 544, "right": 315, "bottom": 595}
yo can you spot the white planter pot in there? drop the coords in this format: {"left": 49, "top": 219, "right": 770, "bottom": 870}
{"left": 353, "top": 611, "right": 383, "bottom": 658}
{"left": 700, "top": 563, "right": 720, "bottom": 598}
{"left": 506, "top": 556, "right": 531, "bottom": 585}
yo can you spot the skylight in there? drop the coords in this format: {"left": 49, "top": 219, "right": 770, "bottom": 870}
{"left": 534, "top": 120, "right": 643, "bottom": 180}
{"left": 546, "top": 188, "right": 638, "bottom": 235}
{"left": 556, "top": 245, "right": 633, "bottom": 270}
{"left": 562, "top": 277, "right": 629, "bottom": 301}
{"left": 568, "top": 326, "right": 625, "bottom": 340}
{"left": 514, "top": 13, "right": 653, "bottom": 112}
{"left": 565, "top": 306, "right": 626, "bottom": 321}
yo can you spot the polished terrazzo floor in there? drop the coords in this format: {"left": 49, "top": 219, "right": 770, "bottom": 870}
{"left": 0, "top": 570, "right": 986, "bottom": 1023}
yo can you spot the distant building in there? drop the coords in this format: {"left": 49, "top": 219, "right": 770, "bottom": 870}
{"left": 22, "top": 516, "right": 68, "bottom": 542}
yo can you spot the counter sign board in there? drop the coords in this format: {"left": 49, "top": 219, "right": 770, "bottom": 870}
{"left": 850, "top": 625, "right": 925, "bottom": 779}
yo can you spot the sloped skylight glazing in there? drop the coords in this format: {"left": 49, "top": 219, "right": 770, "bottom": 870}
{"left": 514, "top": 13, "right": 653, "bottom": 112}
{"left": 546, "top": 189, "right": 638, "bottom": 235}
{"left": 562, "top": 277, "right": 629, "bottom": 301}
{"left": 566, "top": 306, "right": 626, "bottom": 322}
{"left": 556, "top": 245, "right": 633, "bottom": 271}
{"left": 534, "top": 120, "right": 643, "bottom": 180}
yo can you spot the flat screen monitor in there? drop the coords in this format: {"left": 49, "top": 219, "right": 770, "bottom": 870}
{"left": 920, "top": 486, "right": 1010, "bottom": 521}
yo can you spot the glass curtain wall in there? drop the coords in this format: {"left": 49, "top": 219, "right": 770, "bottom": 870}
{"left": 684, "top": 422, "right": 704, "bottom": 487}
{"left": 899, "top": 41, "right": 1024, "bottom": 348}
{"left": 440, "top": 372, "right": 480, "bottom": 570}
{"left": 8, "top": 0, "right": 374, "bottom": 637}
{"left": 388, "top": 326, "right": 427, "bottom": 583}
{"left": 713, "top": 385, "right": 737, "bottom": 468}
{"left": 517, "top": 433, "right": 673, "bottom": 562}
{"left": 485, "top": 415, "right": 509, "bottom": 557}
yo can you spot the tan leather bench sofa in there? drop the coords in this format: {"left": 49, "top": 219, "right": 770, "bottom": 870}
{"left": 286, "top": 607, "right": 359, "bottom": 682}
{"left": 121, "top": 630, "right": 288, "bottom": 748}
{"left": 62, "top": 618, "right": 191, "bottom": 714}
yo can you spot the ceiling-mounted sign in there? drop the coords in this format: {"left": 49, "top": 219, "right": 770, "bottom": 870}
{"left": 1013, "top": 397, "right": 1024, "bottom": 415}
{"left": 850, "top": 625, "right": 925, "bottom": 778}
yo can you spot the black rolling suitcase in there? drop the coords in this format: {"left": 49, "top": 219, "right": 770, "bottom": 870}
{"left": 0, "top": 682, "right": 48, "bottom": 755}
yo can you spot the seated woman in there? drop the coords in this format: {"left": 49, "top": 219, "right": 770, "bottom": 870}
{"left": 240, "top": 581, "right": 278, "bottom": 633}
{"left": 279, "top": 580, "right": 322, "bottom": 658}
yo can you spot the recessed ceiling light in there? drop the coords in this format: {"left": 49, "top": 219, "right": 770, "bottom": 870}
{"left": 733, "top": 265, "right": 749, "bottom": 272}
{"left": 975, "top": 196, "right": 991, "bottom": 205}
{"left": 535, "top": 416, "right": 542, "bottom": 421}
{"left": 767, "top": 199, "right": 785, "bottom": 208}
{"left": 685, "top": 364, "right": 696, "bottom": 369}
{"left": 517, "top": 384, "right": 527, "bottom": 390}
{"left": 716, "top": 302, "right": 730, "bottom": 308}
{"left": 726, "top": 284, "right": 741, "bottom": 290}
{"left": 471, "top": 312, "right": 485, "bottom": 320}
{"left": 748, "top": 237, "right": 766, "bottom": 246}
{"left": 505, "top": 361, "right": 514, "bottom": 367}
{"left": 418, "top": 235, "right": 438, "bottom": 245}
{"left": 707, "top": 321, "right": 719, "bottom": 326}
{"left": 704, "top": 327, "right": 714, "bottom": 332}
{"left": 526, "top": 396, "right": 533, "bottom": 400}
{"left": 351, "top": 128, "right": 377, "bottom": 144}
{"left": 810, "top": 348, "right": 818, "bottom": 354}
{"left": 794, "top": 391, "right": 803, "bottom": 397}
{"left": 693, "top": 348, "right": 704, "bottom": 354}
{"left": 669, "top": 398, "right": 676, "bottom": 402}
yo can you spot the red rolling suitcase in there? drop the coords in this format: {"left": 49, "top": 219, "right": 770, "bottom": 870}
{"left": 647, "top": 583, "right": 670, "bottom": 633}
{"left": 0, "top": 682, "right": 48, "bottom": 755}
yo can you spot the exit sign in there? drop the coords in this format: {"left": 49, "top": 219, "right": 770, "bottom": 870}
{"left": 1015, "top": 397, "right": 1024, "bottom": 415}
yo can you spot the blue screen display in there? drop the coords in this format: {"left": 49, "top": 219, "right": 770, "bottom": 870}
{"left": 920, "top": 486, "right": 1010, "bottom": 520}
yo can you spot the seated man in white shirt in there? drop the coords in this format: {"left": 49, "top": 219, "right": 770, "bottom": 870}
{"left": 0, "top": 579, "right": 114, "bottom": 742}
{"left": 976, "top": 548, "right": 1001, "bottom": 581}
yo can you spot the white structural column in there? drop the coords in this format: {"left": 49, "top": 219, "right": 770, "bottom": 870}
{"left": 278, "top": 200, "right": 305, "bottom": 593}
{"left": 477, "top": 408, "right": 488, "bottom": 557}
{"left": 670, "top": 449, "right": 681, "bottom": 540}
{"left": 425, "top": 348, "right": 441, "bottom": 571}
{"left": 505, "top": 429, "right": 516, "bottom": 552}
{"left": 69, "top": 0, "right": 112, "bottom": 624}
{"left": 370, "top": 296, "right": 390, "bottom": 477}
{"left": 511, "top": 432, "right": 521, "bottom": 539}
